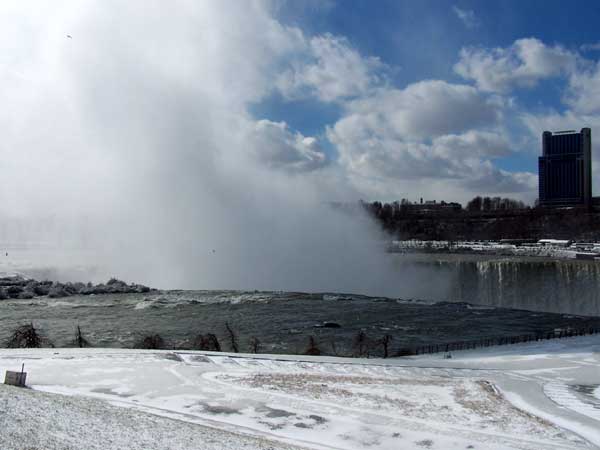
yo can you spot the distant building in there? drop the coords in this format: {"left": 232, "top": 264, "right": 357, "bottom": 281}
{"left": 404, "top": 200, "right": 462, "bottom": 213}
{"left": 538, "top": 128, "right": 592, "bottom": 208}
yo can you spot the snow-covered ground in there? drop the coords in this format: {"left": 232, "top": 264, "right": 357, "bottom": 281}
{"left": 0, "top": 335, "right": 599, "bottom": 450}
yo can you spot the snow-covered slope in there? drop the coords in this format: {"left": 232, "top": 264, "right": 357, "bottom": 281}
{"left": 0, "top": 383, "right": 304, "bottom": 450}
{"left": 0, "top": 336, "right": 599, "bottom": 450}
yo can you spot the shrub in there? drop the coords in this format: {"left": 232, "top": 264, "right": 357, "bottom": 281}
{"left": 6, "top": 323, "right": 53, "bottom": 348}
{"left": 192, "top": 333, "right": 221, "bottom": 351}
{"left": 304, "top": 336, "right": 320, "bottom": 356}
{"left": 249, "top": 337, "right": 261, "bottom": 353}
{"left": 134, "top": 334, "right": 164, "bottom": 349}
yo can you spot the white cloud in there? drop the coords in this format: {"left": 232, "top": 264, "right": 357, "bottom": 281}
{"left": 520, "top": 110, "right": 598, "bottom": 136}
{"left": 326, "top": 79, "right": 534, "bottom": 199}
{"left": 276, "top": 33, "right": 384, "bottom": 102}
{"left": 339, "top": 80, "right": 502, "bottom": 140}
{"left": 461, "top": 164, "right": 537, "bottom": 193}
{"left": 565, "top": 62, "right": 600, "bottom": 114}
{"left": 454, "top": 38, "right": 577, "bottom": 93}
{"left": 250, "top": 119, "right": 326, "bottom": 172}
{"left": 452, "top": 6, "right": 479, "bottom": 29}
{"left": 432, "top": 130, "right": 512, "bottom": 159}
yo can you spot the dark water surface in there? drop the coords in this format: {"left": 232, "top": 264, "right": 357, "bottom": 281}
{"left": 1, "top": 291, "right": 599, "bottom": 356}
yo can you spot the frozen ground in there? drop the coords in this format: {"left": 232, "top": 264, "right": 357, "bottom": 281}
{"left": 0, "top": 335, "right": 599, "bottom": 450}
{"left": 0, "top": 383, "right": 304, "bottom": 450}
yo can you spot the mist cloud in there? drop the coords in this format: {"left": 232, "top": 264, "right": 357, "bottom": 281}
{"left": 0, "top": 0, "right": 452, "bottom": 298}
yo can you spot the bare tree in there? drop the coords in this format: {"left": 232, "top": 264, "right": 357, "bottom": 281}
{"left": 329, "top": 337, "right": 341, "bottom": 357}
{"left": 379, "top": 334, "right": 392, "bottom": 358}
{"left": 249, "top": 336, "right": 261, "bottom": 354}
{"left": 304, "top": 336, "right": 321, "bottom": 356}
{"left": 72, "top": 325, "right": 91, "bottom": 348}
{"left": 352, "top": 330, "right": 369, "bottom": 358}
{"left": 225, "top": 322, "right": 239, "bottom": 353}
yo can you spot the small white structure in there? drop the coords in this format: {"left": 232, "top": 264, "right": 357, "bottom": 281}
{"left": 538, "top": 239, "right": 571, "bottom": 247}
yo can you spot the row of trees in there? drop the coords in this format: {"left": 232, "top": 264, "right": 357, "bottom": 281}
{"left": 465, "top": 196, "right": 528, "bottom": 212}
{"left": 8, "top": 322, "right": 600, "bottom": 359}
{"left": 3, "top": 322, "right": 397, "bottom": 358}
{"left": 357, "top": 196, "right": 530, "bottom": 230}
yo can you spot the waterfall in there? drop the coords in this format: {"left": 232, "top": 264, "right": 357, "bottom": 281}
{"left": 446, "top": 258, "right": 600, "bottom": 316}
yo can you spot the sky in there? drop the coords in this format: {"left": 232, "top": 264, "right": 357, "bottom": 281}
{"left": 260, "top": 0, "right": 600, "bottom": 203}
{"left": 2, "top": 0, "right": 600, "bottom": 291}
{"left": 4, "top": 1, "right": 600, "bottom": 206}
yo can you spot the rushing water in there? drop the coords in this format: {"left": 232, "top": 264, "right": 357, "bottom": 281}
{"left": 3, "top": 248, "right": 600, "bottom": 316}
{"left": 1, "top": 290, "right": 599, "bottom": 356}
{"left": 393, "top": 254, "right": 600, "bottom": 316}
{"left": 2, "top": 250, "right": 600, "bottom": 356}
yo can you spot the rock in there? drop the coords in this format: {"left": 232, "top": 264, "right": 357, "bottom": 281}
{"left": 48, "top": 284, "right": 69, "bottom": 298}
{"left": 18, "top": 290, "right": 34, "bottom": 299}
{"left": 91, "top": 284, "right": 108, "bottom": 295}
{"left": 78, "top": 286, "right": 95, "bottom": 295}
{"left": 63, "top": 283, "right": 79, "bottom": 295}
{"left": 0, "top": 276, "right": 27, "bottom": 287}
{"left": 314, "top": 322, "right": 341, "bottom": 328}
{"left": 6, "top": 285, "right": 23, "bottom": 298}
{"left": 5, "top": 276, "right": 154, "bottom": 299}
{"left": 33, "top": 283, "right": 50, "bottom": 296}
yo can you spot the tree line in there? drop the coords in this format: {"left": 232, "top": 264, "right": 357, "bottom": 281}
{"left": 465, "top": 196, "right": 528, "bottom": 212}
{"left": 5, "top": 321, "right": 598, "bottom": 359}
{"left": 3, "top": 322, "right": 397, "bottom": 358}
{"left": 348, "top": 196, "right": 529, "bottom": 233}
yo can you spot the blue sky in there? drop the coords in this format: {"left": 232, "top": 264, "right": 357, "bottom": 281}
{"left": 246, "top": 1, "right": 600, "bottom": 202}
{"left": 275, "top": 0, "right": 600, "bottom": 90}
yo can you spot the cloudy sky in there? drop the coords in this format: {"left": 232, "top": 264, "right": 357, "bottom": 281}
{"left": 263, "top": 0, "right": 600, "bottom": 203}
{"left": 4, "top": 0, "right": 600, "bottom": 209}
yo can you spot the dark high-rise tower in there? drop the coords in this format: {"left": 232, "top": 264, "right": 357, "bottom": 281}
{"left": 538, "top": 128, "right": 592, "bottom": 208}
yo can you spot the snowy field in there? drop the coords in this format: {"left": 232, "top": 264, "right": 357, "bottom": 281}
{"left": 0, "top": 335, "right": 599, "bottom": 450}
